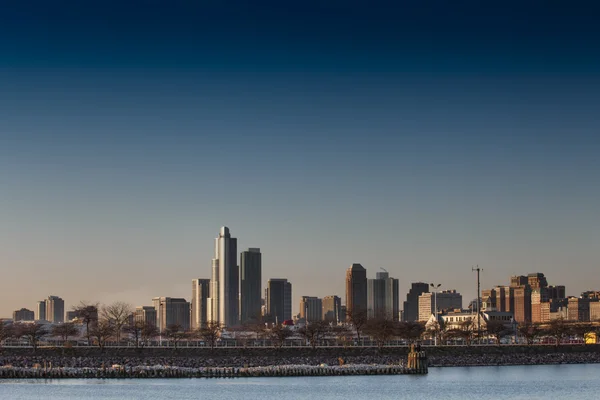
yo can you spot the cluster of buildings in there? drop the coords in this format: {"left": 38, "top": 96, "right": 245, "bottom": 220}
{"left": 6, "top": 228, "right": 599, "bottom": 335}
{"left": 480, "top": 273, "right": 600, "bottom": 324}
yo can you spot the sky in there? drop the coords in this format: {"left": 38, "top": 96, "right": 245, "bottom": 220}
{"left": 1, "top": 1, "right": 599, "bottom": 318}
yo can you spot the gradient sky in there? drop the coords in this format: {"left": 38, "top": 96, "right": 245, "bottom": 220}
{"left": 1, "top": 2, "right": 599, "bottom": 317}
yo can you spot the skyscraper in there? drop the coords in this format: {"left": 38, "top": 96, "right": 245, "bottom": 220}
{"left": 36, "top": 300, "right": 46, "bottom": 321}
{"left": 207, "top": 226, "right": 239, "bottom": 327}
{"left": 367, "top": 271, "right": 399, "bottom": 320}
{"left": 46, "top": 296, "right": 64, "bottom": 323}
{"left": 134, "top": 306, "right": 157, "bottom": 326}
{"left": 152, "top": 297, "right": 191, "bottom": 332}
{"left": 13, "top": 308, "right": 35, "bottom": 321}
{"left": 403, "top": 282, "right": 429, "bottom": 322}
{"left": 239, "top": 248, "right": 262, "bottom": 324}
{"left": 191, "top": 279, "right": 210, "bottom": 329}
{"left": 299, "top": 296, "right": 322, "bottom": 322}
{"left": 345, "top": 263, "right": 367, "bottom": 321}
{"left": 322, "top": 295, "right": 342, "bottom": 323}
{"left": 267, "top": 279, "right": 292, "bottom": 323}
{"left": 513, "top": 285, "right": 532, "bottom": 323}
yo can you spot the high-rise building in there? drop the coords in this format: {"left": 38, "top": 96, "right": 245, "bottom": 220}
{"left": 322, "top": 295, "right": 342, "bottom": 323}
{"left": 367, "top": 271, "right": 399, "bottom": 320}
{"left": 417, "top": 293, "right": 433, "bottom": 322}
{"left": 239, "top": 248, "right": 262, "bottom": 324}
{"left": 266, "top": 279, "right": 292, "bottom": 323}
{"left": 135, "top": 306, "right": 157, "bottom": 326}
{"left": 590, "top": 301, "right": 600, "bottom": 321}
{"left": 36, "top": 301, "right": 46, "bottom": 321}
{"left": 46, "top": 296, "right": 65, "bottom": 323}
{"left": 548, "top": 285, "right": 566, "bottom": 300}
{"left": 13, "top": 308, "right": 35, "bottom": 321}
{"left": 417, "top": 290, "right": 462, "bottom": 322}
{"left": 207, "top": 226, "right": 239, "bottom": 327}
{"left": 345, "top": 264, "right": 367, "bottom": 321}
{"left": 568, "top": 297, "right": 590, "bottom": 322}
{"left": 513, "top": 286, "right": 532, "bottom": 323}
{"left": 510, "top": 275, "right": 528, "bottom": 287}
{"left": 152, "top": 297, "right": 191, "bottom": 332}
{"left": 531, "top": 289, "right": 542, "bottom": 323}
{"left": 299, "top": 296, "right": 322, "bottom": 322}
{"left": 191, "top": 279, "right": 210, "bottom": 329}
{"left": 402, "top": 282, "right": 429, "bottom": 322}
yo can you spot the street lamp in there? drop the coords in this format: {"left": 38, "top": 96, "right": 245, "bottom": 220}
{"left": 430, "top": 283, "right": 442, "bottom": 346}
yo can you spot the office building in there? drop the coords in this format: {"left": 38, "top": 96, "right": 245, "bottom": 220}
{"left": 590, "top": 301, "right": 600, "bottom": 321}
{"left": 513, "top": 285, "right": 532, "bottom": 323}
{"left": 402, "top": 282, "right": 429, "bottom": 322}
{"left": 207, "top": 226, "right": 239, "bottom": 327}
{"left": 135, "top": 306, "right": 157, "bottom": 326}
{"left": 417, "top": 290, "right": 462, "bottom": 322}
{"left": 152, "top": 297, "right": 191, "bottom": 332}
{"left": 239, "top": 248, "right": 262, "bottom": 324}
{"left": 568, "top": 297, "right": 590, "bottom": 322}
{"left": 13, "top": 308, "right": 34, "bottom": 321}
{"left": 322, "top": 295, "right": 342, "bottom": 323}
{"left": 299, "top": 296, "right": 322, "bottom": 322}
{"left": 46, "top": 296, "right": 65, "bottom": 324}
{"left": 267, "top": 279, "right": 292, "bottom": 323}
{"left": 65, "top": 311, "right": 78, "bottom": 321}
{"left": 548, "top": 285, "right": 566, "bottom": 300}
{"left": 191, "top": 278, "right": 210, "bottom": 329}
{"left": 36, "top": 301, "right": 46, "bottom": 321}
{"left": 510, "top": 275, "right": 528, "bottom": 287}
{"left": 367, "top": 271, "right": 399, "bottom": 320}
{"left": 418, "top": 293, "right": 433, "bottom": 322}
{"left": 345, "top": 264, "right": 367, "bottom": 321}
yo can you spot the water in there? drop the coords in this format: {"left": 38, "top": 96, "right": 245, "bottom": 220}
{"left": 1, "top": 364, "right": 599, "bottom": 399}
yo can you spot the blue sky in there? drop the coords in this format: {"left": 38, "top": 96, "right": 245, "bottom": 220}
{"left": 1, "top": 1, "right": 599, "bottom": 317}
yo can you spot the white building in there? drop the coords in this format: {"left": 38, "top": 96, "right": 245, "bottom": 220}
{"left": 207, "top": 227, "right": 239, "bottom": 327}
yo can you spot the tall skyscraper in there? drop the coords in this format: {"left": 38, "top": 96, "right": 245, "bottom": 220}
{"left": 345, "top": 263, "right": 367, "bottom": 321}
{"left": 239, "top": 248, "right": 262, "bottom": 324}
{"left": 513, "top": 285, "right": 532, "bottom": 323}
{"left": 207, "top": 226, "right": 239, "bottom": 327}
{"left": 322, "top": 295, "right": 342, "bottom": 323}
{"left": 191, "top": 279, "right": 210, "bottom": 329}
{"left": 367, "top": 271, "right": 399, "bottom": 320}
{"left": 299, "top": 296, "right": 322, "bottom": 322}
{"left": 267, "top": 279, "right": 292, "bottom": 323}
{"left": 46, "top": 296, "right": 64, "bottom": 323}
{"left": 152, "top": 297, "right": 191, "bottom": 332}
{"left": 403, "top": 282, "right": 429, "bottom": 322}
{"left": 36, "top": 300, "right": 46, "bottom": 321}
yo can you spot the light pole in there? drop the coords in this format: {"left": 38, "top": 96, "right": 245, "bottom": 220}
{"left": 430, "top": 283, "right": 441, "bottom": 346}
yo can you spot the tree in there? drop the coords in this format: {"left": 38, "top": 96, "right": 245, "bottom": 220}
{"left": 101, "top": 302, "right": 133, "bottom": 344}
{"left": 269, "top": 325, "right": 293, "bottom": 348}
{"left": 446, "top": 320, "right": 474, "bottom": 345}
{"left": 244, "top": 315, "right": 267, "bottom": 341}
{"left": 569, "top": 323, "right": 592, "bottom": 342}
{"left": 72, "top": 302, "right": 99, "bottom": 345}
{"left": 164, "top": 324, "right": 187, "bottom": 349}
{"left": 197, "top": 321, "right": 223, "bottom": 349}
{"left": 17, "top": 323, "right": 49, "bottom": 352}
{"left": 123, "top": 320, "right": 158, "bottom": 349}
{"left": 51, "top": 323, "right": 80, "bottom": 344}
{"left": 141, "top": 321, "right": 159, "bottom": 346}
{"left": 397, "top": 321, "right": 426, "bottom": 344}
{"left": 346, "top": 309, "right": 368, "bottom": 343}
{"left": 332, "top": 325, "right": 353, "bottom": 348}
{"left": 0, "top": 323, "right": 14, "bottom": 349}
{"left": 298, "top": 321, "right": 329, "bottom": 349}
{"left": 518, "top": 322, "right": 542, "bottom": 345}
{"left": 90, "top": 320, "right": 115, "bottom": 351}
{"left": 485, "top": 320, "right": 510, "bottom": 345}
{"left": 545, "top": 318, "right": 570, "bottom": 347}
{"left": 365, "top": 318, "right": 398, "bottom": 349}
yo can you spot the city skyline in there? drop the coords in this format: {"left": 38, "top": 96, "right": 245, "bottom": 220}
{"left": 1, "top": 2, "right": 599, "bottom": 317}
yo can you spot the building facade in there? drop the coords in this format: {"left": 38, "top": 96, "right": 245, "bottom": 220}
{"left": 267, "top": 279, "right": 292, "bottom": 323}
{"left": 567, "top": 297, "right": 590, "bottom": 322}
{"left": 322, "top": 295, "right": 342, "bottom": 323}
{"left": 403, "top": 282, "right": 429, "bottom": 322}
{"left": 191, "top": 278, "right": 210, "bottom": 329}
{"left": 36, "top": 300, "right": 46, "bottom": 321}
{"left": 512, "top": 286, "right": 532, "bottom": 323}
{"left": 207, "top": 226, "right": 239, "bottom": 327}
{"left": 367, "top": 271, "right": 399, "bottom": 320}
{"left": 135, "top": 306, "right": 157, "bottom": 326}
{"left": 299, "top": 296, "right": 322, "bottom": 322}
{"left": 13, "top": 308, "right": 35, "bottom": 321}
{"left": 345, "top": 264, "right": 367, "bottom": 321}
{"left": 239, "top": 248, "right": 262, "bottom": 324}
{"left": 152, "top": 297, "right": 191, "bottom": 332}
{"left": 46, "top": 296, "right": 65, "bottom": 324}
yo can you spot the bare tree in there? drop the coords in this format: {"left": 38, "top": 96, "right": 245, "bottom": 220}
{"left": 72, "top": 302, "right": 99, "bottom": 345}
{"left": 346, "top": 309, "right": 368, "bottom": 343}
{"left": 101, "top": 302, "right": 133, "bottom": 343}
{"left": 397, "top": 321, "right": 426, "bottom": 344}
{"left": 164, "top": 324, "right": 187, "bottom": 349}
{"left": 51, "top": 323, "right": 80, "bottom": 344}
{"left": 123, "top": 320, "right": 151, "bottom": 349}
{"left": 17, "top": 323, "right": 49, "bottom": 352}
{"left": 0, "top": 323, "right": 14, "bottom": 349}
{"left": 196, "top": 321, "right": 223, "bottom": 349}
{"left": 332, "top": 325, "right": 353, "bottom": 348}
{"left": 90, "top": 320, "right": 115, "bottom": 352}
{"left": 445, "top": 320, "right": 474, "bottom": 345}
{"left": 364, "top": 317, "right": 397, "bottom": 350}
{"left": 545, "top": 318, "right": 570, "bottom": 347}
{"left": 269, "top": 324, "right": 293, "bottom": 348}
{"left": 518, "top": 322, "right": 542, "bottom": 345}
{"left": 569, "top": 323, "right": 592, "bottom": 342}
{"left": 485, "top": 320, "right": 510, "bottom": 345}
{"left": 298, "top": 321, "right": 329, "bottom": 349}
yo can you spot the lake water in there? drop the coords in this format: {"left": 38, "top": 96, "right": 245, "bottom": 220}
{"left": 1, "top": 364, "right": 599, "bottom": 399}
